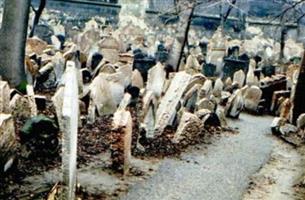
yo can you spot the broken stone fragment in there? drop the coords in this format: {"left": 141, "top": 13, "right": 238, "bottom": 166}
{"left": 270, "top": 117, "right": 286, "bottom": 134}
{"left": 146, "top": 62, "right": 166, "bottom": 98}
{"left": 0, "top": 81, "right": 10, "bottom": 113}
{"left": 225, "top": 89, "right": 244, "bottom": 118}
{"left": 244, "top": 86, "right": 262, "bottom": 112}
{"left": 172, "top": 111, "right": 202, "bottom": 143}
{"left": 279, "top": 123, "right": 298, "bottom": 137}
{"left": 9, "top": 94, "right": 35, "bottom": 119}
{"left": 233, "top": 70, "right": 245, "bottom": 88}
{"left": 213, "top": 78, "right": 224, "bottom": 97}
{"left": 89, "top": 73, "right": 119, "bottom": 116}
{"left": 111, "top": 110, "right": 132, "bottom": 174}
{"left": 0, "top": 114, "right": 16, "bottom": 173}
{"left": 297, "top": 113, "right": 305, "bottom": 129}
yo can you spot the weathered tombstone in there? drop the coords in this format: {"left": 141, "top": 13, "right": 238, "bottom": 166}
{"left": 213, "top": 78, "right": 224, "bottom": 97}
{"left": 99, "top": 36, "right": 120, "bottom": 64}
{"left": 199, "top": 79, "right": 213, "bottom": 99}
{"left": 233, "top": 70, "right": 245, "bottom": 88}
{"left": 172, "top": 111, "right": 202, "bottom": 143}
{"left": 225, "top": 89, "right": 244, "bottom": 118}
{"left": 61, "top": 61, "right": 79, "bottom": 200}
{"left": 244, "top": 86, "right": 262, "bottom": 112}
{"left": 185, "top": 54, "right": 201, "bottom": 75}
{"left": 9, "top": 94, "right": 34, "bottom": 119}
{"left": 141, "top": 91, "right": 158, "bottom": 138}
{"left": 146, "top": 62, "right": 166, "bottom": 98}
{"left": 0, "top": 81, "right": 10, "bottom": 113}
{"left": 111, "top": 110, "right": 132, "bottom": 174}
{"left": 154, "top": 72, "right": 192, "bottom": 136}
{"left": 52, "top": 52, "right": 65, "bottom": 85}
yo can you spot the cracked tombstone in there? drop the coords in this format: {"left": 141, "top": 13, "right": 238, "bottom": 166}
{"left": 141, "top": 91, "right": 158, "bottom": 138}
{"left": 154, "top": 72, "right": 192, "bottom": 136}
{"left": 111, "top": 110, "right": 132, "bottom": 175}
{"left": 172, "top": 111, "right": 202, "bottom": 144}
{"left": 225, "top": 89, "right": 244, "bottom": 118}
{"left": 233, "top": 70, "right": 245, "bottom": 88}
{"left": 146, "top": 62, "right": 166, "bottom": 98}
{"left": 61, "top": 61, "right": 79, "bottom": 200}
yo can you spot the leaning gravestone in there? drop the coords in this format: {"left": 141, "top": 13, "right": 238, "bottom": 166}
{"left": 61, "top": 61, "right": 79, "bottom": 200}
{"left": 233, "top": 70, "right": 245, "bottom": 88}
{"left": 244, "top": 86, "right": 262, "bottom": 112}
{"left": 155, "top": 72, "right": 192, "bottom": 136}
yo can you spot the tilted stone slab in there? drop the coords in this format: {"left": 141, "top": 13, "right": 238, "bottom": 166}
{"left": 154, "top": 72, "right": 192, "bottom": 136}
{"left": 61, "top": 61, "right": 79, "bottom": 200}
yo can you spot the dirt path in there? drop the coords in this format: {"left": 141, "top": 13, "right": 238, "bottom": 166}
{"left": 243, "top": 141, "right": 305, "bottom": 200}
{"left": 121, "top": 114, "right": 276, "bottom": 200}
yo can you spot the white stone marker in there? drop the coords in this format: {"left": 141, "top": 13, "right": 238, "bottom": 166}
{"left": 0, "top": 81, "right": 10, "bottom": 113}
{"left": 61, "top": 61, "right": 79, "bottom": 200}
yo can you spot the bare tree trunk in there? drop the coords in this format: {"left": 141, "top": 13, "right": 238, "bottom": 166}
{"left": 0, "top": 0, "right": 31, "bottom": 87}
{"left": 291, "top": 51, "right": 305, "bottom": 124}
{"left": 175, "top": 2, "right": 195, "bottom": 71}
{"left": 29, "top": 0, "right": 47, "bottom": 38}
{"left": 279, "top": 16, "right": 287, "bottom": 65}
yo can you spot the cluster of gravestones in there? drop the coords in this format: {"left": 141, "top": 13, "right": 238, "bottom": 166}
{"left": 2, "top": 15, "right": 305, "bottom": 198}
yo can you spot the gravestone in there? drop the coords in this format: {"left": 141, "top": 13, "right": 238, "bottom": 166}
{"left": 155, "top": 72, "right": 192, "bottom": 136}
{"left": 0, "top": 81, "right": 10, "bottom": 113}
{"left": 61, "top": 61, "right": 79, "bottom": 200}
